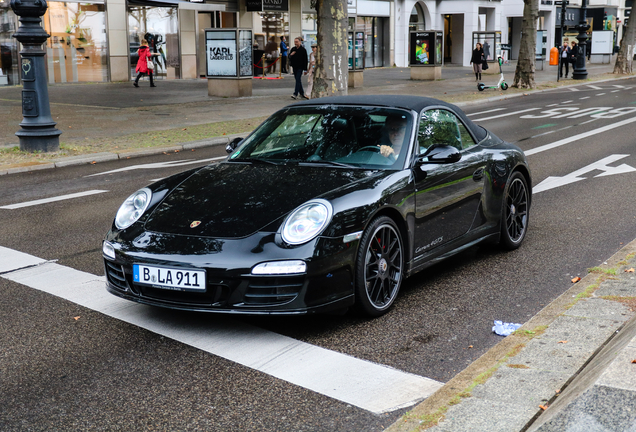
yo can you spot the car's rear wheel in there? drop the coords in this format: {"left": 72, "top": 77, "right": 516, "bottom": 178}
{"left": 354, "top": 216, "right": 404, "bottom": 317}
{"left": 499, "top": 171, "right": 529, "bottom": 250}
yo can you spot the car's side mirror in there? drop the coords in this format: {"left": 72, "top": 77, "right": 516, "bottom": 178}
{"left": 418, "top": 144, "right": 461, "bottom": 164}
{"left": 226, "top": 137, "right": 243, "bottom": 154}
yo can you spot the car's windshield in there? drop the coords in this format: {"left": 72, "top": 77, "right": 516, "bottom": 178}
{"left": 229, "top": 106, "right": 414, "bottom": 169}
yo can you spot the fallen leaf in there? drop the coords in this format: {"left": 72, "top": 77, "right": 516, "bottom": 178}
{"left": 539, "top": 405, "right": 548, "bottom": 410}
{"left": 68, "top": 126, "right": 72, "bottom": 128}
{"left": 73, "top": 316, "right": 81, "bottom": 321}
{"left": 631, "top": 359, "right": 636, "bottom": 363}
{"left": 626, "top": 268, "right": 635, "bottom": 273}
{"left": 182, "top": 128, "right": 187, "bottom": 131}
{"left": 90, "top": 161, "right": 96, "bottom": 164}
{"left": 558, "top": 340, "right": 568, "bottom": 344}
{"left": 468, "top": 345, "right": 473, "bottom": 348}
{"left": 571, "top": 277, "right": 581, "bottom": 283}
{"left": 556, "top": 389, "right": 561, "bottom": 393}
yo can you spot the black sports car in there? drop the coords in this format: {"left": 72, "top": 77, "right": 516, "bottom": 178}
{"left": 103, "top": 95, "right": 531, "bottom": 317}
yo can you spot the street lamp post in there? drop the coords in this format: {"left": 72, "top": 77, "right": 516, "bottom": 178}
{"left": 572, "top": 0, "right": 590, "bottom": 80}
{"left": 10, "top": 0, "right": 62, "bottom": 152}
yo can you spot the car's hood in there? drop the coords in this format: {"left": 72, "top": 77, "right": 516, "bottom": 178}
{"left": 144, "top": 162, "right": 378, "bottom": 238}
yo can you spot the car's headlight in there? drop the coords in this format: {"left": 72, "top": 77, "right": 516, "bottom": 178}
{"left": 115, "top": 188, "right": 152, "bottom": 230}
{"left": 281, "top": 199, "right": 333, "bottom": 245}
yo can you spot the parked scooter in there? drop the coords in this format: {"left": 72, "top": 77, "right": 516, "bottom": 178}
{"left": 477, "top": 56, "right": 508, "bottom": 91}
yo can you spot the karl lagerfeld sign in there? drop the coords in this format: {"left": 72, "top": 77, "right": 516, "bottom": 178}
{"left": 206, "top": 31, "right": 237, "bottom": 76}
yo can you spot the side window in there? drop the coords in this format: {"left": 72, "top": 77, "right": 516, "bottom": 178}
{"left": 417, "top": 109, "right": 462, "bottom": 153}
{"left": 457, "top": 121, "right": 476, "bottom": 149}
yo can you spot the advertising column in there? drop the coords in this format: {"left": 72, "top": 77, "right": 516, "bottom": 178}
{"left": 206, "top": 28, "right": 253, "bottom": 97}
{"left": 409, "top": 31, "right": 443, "bottom": 80}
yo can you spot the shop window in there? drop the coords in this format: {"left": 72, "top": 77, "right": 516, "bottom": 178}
{"left": 0, "top": 6, "right": 19, "bottom": 85}
{"left": 43, "top": 2, "right": 108, "bottom": 83}
{"left": 409, "top": 4, "right": 425, "bottom": 32}
{"left": 128, "top": 6, "right": 180, "bottom": 80}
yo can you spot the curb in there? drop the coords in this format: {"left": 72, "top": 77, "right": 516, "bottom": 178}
{"left": 386, "top": 237, "right": 636, "bottom": 432}
{"left": 0, "top": 134, "right": 244, "bottom": 176}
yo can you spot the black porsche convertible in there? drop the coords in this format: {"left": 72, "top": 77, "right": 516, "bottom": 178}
{"left": 103, "top": 95, "right": 531, "bottom": 317}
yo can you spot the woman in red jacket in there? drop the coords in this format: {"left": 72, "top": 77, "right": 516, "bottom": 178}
{"left": 133, "top": 39, "right": 158, "bottom": 88}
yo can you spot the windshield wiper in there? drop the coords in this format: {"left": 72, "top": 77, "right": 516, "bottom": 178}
{"left": 299, "top": 160, "right": 356, "bottom": 168}
{"left": 232, "top": 158, "right": 281, "bottom": 166}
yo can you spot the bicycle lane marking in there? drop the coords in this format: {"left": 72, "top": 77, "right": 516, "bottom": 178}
{"left": 525, "top": 115, "right": 636, "bottom": 156}
{"left": 0, "top": 245, "right": 443, "bottom": 415}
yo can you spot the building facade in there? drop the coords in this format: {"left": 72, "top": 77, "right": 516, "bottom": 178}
{"left": 0, "top": 0, "right": 626, "bottom": 87}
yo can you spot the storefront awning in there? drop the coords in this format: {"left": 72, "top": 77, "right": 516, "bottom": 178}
{"left": 127, "top": 0, "right": 226, "bottom": 11}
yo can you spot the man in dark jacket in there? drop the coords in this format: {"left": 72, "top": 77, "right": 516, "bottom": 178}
{"left": 560, "top": 41, "right": 571, "bottom": 78}
{"left": 289, "top": 37, "right": 308, "bottom": 99}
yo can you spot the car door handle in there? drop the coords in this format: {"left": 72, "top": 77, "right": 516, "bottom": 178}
{"left": 473, "top": 168, "right": 484, "bottom": 182}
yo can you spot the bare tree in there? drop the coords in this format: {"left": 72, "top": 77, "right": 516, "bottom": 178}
{"left": 613, "top": 21, "right": 636, "bottom": 74}
{"left": 311, "top": 0, "right": 348, "bottom": 98}
{"left": 513, "top": 0, "right": 539, "bottom": 89}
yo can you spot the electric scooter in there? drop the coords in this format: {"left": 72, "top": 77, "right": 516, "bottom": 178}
{"left": 477, "top": 56, "right": 509, "bottom": 91}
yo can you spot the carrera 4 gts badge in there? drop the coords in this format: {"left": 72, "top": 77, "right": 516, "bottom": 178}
{"left": 190, "top": 221, "right": 202, "bottom": 228}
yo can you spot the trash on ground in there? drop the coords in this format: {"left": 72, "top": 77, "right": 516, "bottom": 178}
{"left": 492, "top": 320, "right": 522, "bottom": 336}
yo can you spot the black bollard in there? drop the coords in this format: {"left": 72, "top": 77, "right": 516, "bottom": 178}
{"left": 10, "top": 0, "right": 62, "bottom": 152}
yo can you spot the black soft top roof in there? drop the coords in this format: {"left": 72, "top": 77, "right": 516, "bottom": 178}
{"left": 292, "top": 95, "right": 487, "bottom": 142}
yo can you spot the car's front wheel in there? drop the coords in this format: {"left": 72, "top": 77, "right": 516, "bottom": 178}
{"left": 499, "top": 171, "right": 529, "bottom": 250}
{"left": 354, "top": 216, "right": 404, "bottom": 317}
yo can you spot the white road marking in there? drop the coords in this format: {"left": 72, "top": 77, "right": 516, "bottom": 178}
{"left": 472, "top": 108, "right": 540, "bottom": 122}
{"left": 525, "top": 116, "right": 636, "bottom": 156}
{"left": 86, "top": 157, "right": 226, "bottom": 177}
{"left": 596, "top": 93, "right": 606, "bottom": 96}
{"left": 0, "top": 246, "right": 443, "bottom": 414}
{"left": 562, "top": 100, "right": 573, "bottom": 104}
{"left": 568, "top": 88, "right": 580, "bottom": 92}
{"left": 466, "top": 108, "right": 505, "bottom": 117}
{"left": 587, "top": 85, "right": 603, "bottom": 90}
{"left": 0, "top": 190, "right": 109, "bottom": 210}
{"left": 533, "top": 154, "right": 636, "bottom": 193}
{"left": 580, "top": 96, "right": 591, "bottom": 100}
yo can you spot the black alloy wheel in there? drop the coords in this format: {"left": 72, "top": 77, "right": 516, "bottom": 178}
{"left": 355, "top": 216, "right": 404, "bottom": 317}
{"left": 500, "top": 171, "right": 529, "bottom": 250}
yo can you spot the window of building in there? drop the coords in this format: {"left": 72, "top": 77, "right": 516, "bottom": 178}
{"left": 409, "top": 4, "right": 425, "bottom": 32}
{"left": 128, "top": 6, "right": 180, "bottom": 80}
{"left": 0, "top": 5, "right": 19, "bottom": 85}
{"left": 43, "top": 1, "right": 108, "bottom": 83}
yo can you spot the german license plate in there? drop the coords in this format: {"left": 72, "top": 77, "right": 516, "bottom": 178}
{"left": 133, "top": 264, "right": 206, "bottom": 291}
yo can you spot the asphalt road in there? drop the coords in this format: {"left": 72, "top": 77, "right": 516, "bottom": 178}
{"left": 2, "top": 79, "right": 636, "bottom": 430}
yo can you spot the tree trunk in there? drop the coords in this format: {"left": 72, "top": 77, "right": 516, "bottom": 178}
{"left": 614, "top": 22, "right": 636, "bottom": 74}
{"left": 513, "top": 0, "right": 539, "bottom": 89}
{"left": 312, "top": 0, "right": 348, "bottom": 98}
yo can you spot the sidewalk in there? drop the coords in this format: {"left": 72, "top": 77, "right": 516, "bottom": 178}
{"left": 388, "top": 239, "right": 636, "bottom": 432}
{"left": 0, "top": 60, "right": 621, "bottom": 174}
{"left": 2, "top": 59, "right": 636, "bottom": 431}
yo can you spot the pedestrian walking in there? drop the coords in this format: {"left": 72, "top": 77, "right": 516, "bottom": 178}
{"left": 305, "top": 44, "right": 317, "bottom": 98}
{"left": 289, "top": 37, "right": 308, "bottom": 99}
{"left": 560, "top": 41, "right": 571, "bottom": 78}
{"left": 470, "top": 42, "right": 484, "bottom": 81}
{"left": 280, "top": 36, "right": 288, "bottom": 74}
{"left": 133, "top": 39, "right": 159, "bottom": 88}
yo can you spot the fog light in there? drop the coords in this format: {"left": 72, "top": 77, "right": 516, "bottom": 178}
{"left": 102, "top": 241, "right": 115, "bottom": 259}
{"left": 252, "top": 260, "right": 307, "bottom": 275}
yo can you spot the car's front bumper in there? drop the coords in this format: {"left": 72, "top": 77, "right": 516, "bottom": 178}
{"left": 103, "top": 231, "right": 359, "bottom": 314}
